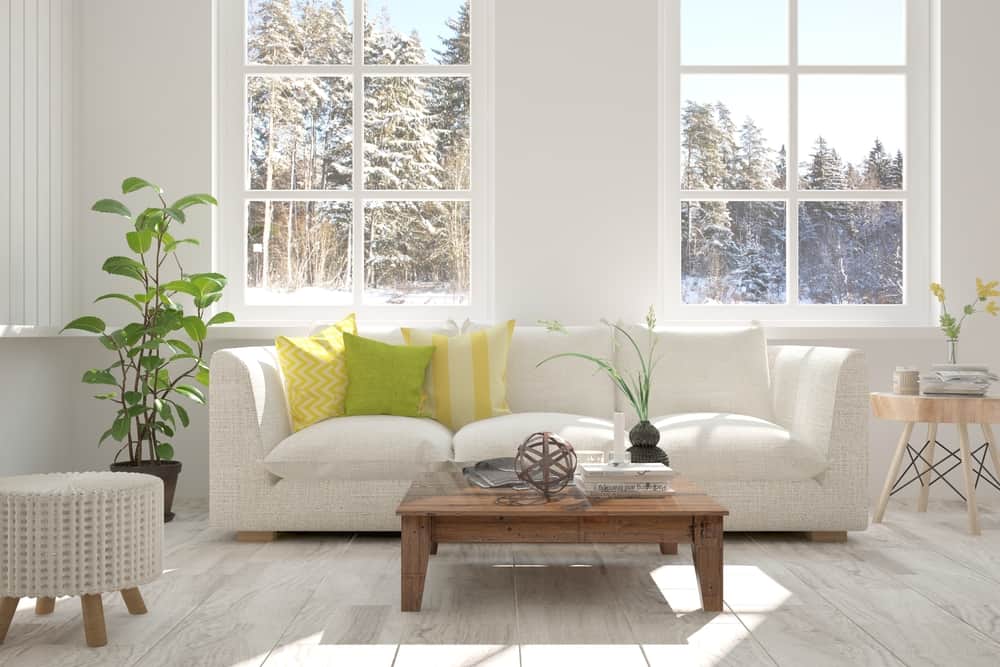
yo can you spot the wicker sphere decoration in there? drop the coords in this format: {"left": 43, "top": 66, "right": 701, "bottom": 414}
{"left": 514, "top": 432, "right": 578, "bottom": 499}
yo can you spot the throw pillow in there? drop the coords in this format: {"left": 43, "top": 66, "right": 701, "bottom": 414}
{"left": 627, "top": 322, "right": 773, "bottom": 421}
{"left": 343, "top": 333, "right": 434, "bottom": 418}
{"left": 401, "top": 320, "right": 516, "bottom": 431}
{"left": 275, "top": 314, "right": 357, "bottom": 432}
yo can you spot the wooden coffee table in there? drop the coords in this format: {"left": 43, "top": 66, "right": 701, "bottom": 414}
{"left": 395, "top": 466, "right": 729, "bottom": 612}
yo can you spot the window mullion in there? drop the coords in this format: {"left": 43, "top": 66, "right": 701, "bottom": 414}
{"left": 787, "top": 0, "right": 799, "bottom": 306}
{"left": 352, "top": 0, "right": 364, "bottom": 308}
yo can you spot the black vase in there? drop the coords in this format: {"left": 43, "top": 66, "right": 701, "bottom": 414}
{"left": 627, "top": 420, "right": 670, "bottom": 466}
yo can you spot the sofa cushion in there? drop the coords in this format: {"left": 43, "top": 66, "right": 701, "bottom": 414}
{"left": 261, "top": 415, "right": 452, "bottom": 481}
{"left": 506, "top": 327, "right": 615, "bottom": 417}
{"left": 654, "top": 413, "right": 827, "bottom": 482}
{"left": 621, "top": 324, "right": 773, "bottom": 421}
{"left": 453, "top": 412, "right": 613, "bottom": 462}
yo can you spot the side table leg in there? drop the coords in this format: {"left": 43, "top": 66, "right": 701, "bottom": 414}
{"left": 875, "top": 422, "right": 915, "bottom": 523}
{"left": 957, "top": 423, "right": 981, "bottom": 535}
{"left": 660, "top": 543, "right": 678, "bottom": 555}
{"left": 80, "top": 594, "right": 107, "bottom": 647}
{"left": 917, "top": 423, "right": 938, "bottom": 512}
{"left": 691, "top": 517, "right": 724, "bottom": 612}
{"left": 401, "top": 516, "right": 431, "bottom": 612}
{"left": 0, "top": 597, "right": 19, "bottom": 642}
{"left": 983, "top": 424, "right": 1000, "bottom": 486}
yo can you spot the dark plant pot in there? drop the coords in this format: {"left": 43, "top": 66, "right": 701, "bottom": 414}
{"left": 628, "top": 420, "right": 670, "bottom": 466}
{"left": 110, "top": 460, "right": 182, "bottom": 522}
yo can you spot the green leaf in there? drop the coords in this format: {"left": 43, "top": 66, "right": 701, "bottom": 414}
{"left": 182, "top": 316, "right": 207, "bottom": 342}
{"left": 155, "top": 421, "right": 175, "bottom": 437}
{"left": 164, "top": 237, "right": 200, "bottom": 253}
{"left": 173, "top": 402, "right": 190, "bottom": 427}
{"left": 126, "top": 230, "right": 154, "bottom": 254}
{"left": 62, "top": 316, "right": 106, "bottom": 334}
{"left": 162, "top": 279, "right": 198, "bottom": 297}
{"left": 156, "top": 443, "right": 175, "bottom": 461}
{"left": 135, "top": 207, "right": 166, "bottom": 231}
{"left": 111, "top": 415, "right": 130, "bottom": 441}
{"left": 171, "top": 193, "right": 218, "bottom": 210}
{"left": 164, "top": 207, "right": 186, "bottom": 223}
{"left": 92, "top": 198, "right": 132, "bottom": 219}
{"left": 193, "top": 293, "right": 223, "bottom": 309}
{"left": 190, "top": 274, "right": 225, "bottom": 296}
{"left": 93, "top": 392, "right": 117, "bottom": 400}
{"left": 174, "top": 384, "right": 206, "bottom": 405}
{"left": 102, "top": 256, "right": 146, "bottom": 282}
{"left": 121, "top": 177, "right": 162, "bottom": 194}
{"left": 139, "top": 356, "right": 163, "bottom": 371}
{"left": 207, "top": 311, "right": 235, "bottom": 326}
{"left": 99, "top": 428, "right": 116, "bottom": 445}
{"left": 125, "top": 404, "right": 147, "bottom": 419}
{"left": 124, "top": 391, "right": 143, "bottom": 405}
{"left": 82, "top": 369, "right": 117, "bottom": 386}
{"left": 95, "top": 293, "right": 143, "bottom": 312}
{"left": 166, "top": 339, "right": 194, "bottom": 355}
{"left": 196, "top": 367, "right": 210, "bottom": 386}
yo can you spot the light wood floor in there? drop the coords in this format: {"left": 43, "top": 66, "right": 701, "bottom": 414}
{"left": 1, "top": 499, "right": 999, "bottom": 666}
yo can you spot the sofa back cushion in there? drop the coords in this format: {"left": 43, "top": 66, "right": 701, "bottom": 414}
{"left": 618, "top": 323, "right": 773, "bottom": 421}
{"left": 506, "top": 326, "right": 615, "bottom": 417}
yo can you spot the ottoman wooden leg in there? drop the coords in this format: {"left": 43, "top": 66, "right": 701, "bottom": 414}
{"left": 120, "top": 588, "right": 147, "bottom": 615}
{"left": 35, "top": 597, "right": 55, "bottom": 615}
{"left": 80, "top": 594, "right": 107, "bottom": 647}
{"left": 0, "top": 596, "right": 19, "bottom": 642}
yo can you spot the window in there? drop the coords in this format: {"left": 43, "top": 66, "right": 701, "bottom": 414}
{"left": 218, "top": 0, "right": 492, "bottom": 322}
{"left": 662, "top": 0, "right": 933, "bottom": 323}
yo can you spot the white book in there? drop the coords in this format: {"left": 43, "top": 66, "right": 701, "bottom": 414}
{"left": 580, "top": 463, "right": 674, "bottom": 475}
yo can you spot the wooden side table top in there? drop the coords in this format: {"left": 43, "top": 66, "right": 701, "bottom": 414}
{"left": 871, "top": 392, "right": 1000, "bottom": 424}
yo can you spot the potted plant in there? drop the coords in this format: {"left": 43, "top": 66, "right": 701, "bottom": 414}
{"left": 62, "top": 177, "right": 234, "bottom": 521}
{"left": 537, "top": 306, "right": 667, "bottom": 464}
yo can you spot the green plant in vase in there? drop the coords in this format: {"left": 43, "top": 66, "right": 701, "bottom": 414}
{"left": 930, "top": 278, "right": 999, "bottom": 364}
{"left": 537, "top": 306, "right": 667, "bottom": 464}
{"left": 61, "top": 177, "right": 233, "bottom": 521}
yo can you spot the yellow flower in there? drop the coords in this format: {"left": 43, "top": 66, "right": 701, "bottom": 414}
{"left": 976, "top": 277, "right": 1000, "bottom": 300}
{"left": 987, "top": 301, "right": 999, "bottom": 316}
{"left": 929, "top": 282, "right": 945, "bottom": 303}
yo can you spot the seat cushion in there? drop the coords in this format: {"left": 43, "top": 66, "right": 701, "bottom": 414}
{"left": 261, "top": 416, "right": 453, "bottom": 481}
{"left": 453, "top": 412, "right": 613, "bottom": 462}
{"left": 654, "top": 413, "right": 827, "bottom": 482}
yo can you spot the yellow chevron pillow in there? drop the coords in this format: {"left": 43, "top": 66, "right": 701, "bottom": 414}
{"left": 275, "top": 314, "right": 357, "bottom": 432}
{"left": 401, "top": 321, "right": 516, "bottom": 431}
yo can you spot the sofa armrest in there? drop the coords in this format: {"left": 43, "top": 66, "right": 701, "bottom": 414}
{"left": 770, "top": 346, "right": 868, "bottom": 484}
{"left": 210, "top": 346, "right": 291, "bottom": 526}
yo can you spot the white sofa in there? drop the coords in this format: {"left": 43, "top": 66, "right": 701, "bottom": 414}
{"left": 210, "top": 326, "right": 868, "bottom": 533}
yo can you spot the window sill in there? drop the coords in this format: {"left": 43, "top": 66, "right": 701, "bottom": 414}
{"left": 0, "top": 322, "right": 943, "bottom": 342}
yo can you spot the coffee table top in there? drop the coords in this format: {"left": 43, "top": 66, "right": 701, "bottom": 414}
{"left": 396, "top": 464, "right": 728, "bottom": 518}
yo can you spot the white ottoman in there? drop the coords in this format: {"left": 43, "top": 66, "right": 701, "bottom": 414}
{"left": 0, "top": 472, "right": 163, "bottom": 647}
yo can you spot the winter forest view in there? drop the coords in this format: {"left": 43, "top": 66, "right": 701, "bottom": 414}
{"left": 680, "top": 0, "right": 907, "bottom": 306}
{"left": 246, "top": 0, "right": 471, "bottom": 305}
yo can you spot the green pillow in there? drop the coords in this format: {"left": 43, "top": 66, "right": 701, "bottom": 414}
{"left": 343, "top": 333, "right": 434, "bottom": 417}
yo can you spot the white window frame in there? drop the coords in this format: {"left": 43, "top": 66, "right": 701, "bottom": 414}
{"left": 216, "top": 0, "right": 494, "bottom": 324}
{"left": 660, "top": 0, "right": 934, "bottom": 325}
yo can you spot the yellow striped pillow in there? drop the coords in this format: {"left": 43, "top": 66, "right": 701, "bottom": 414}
{"left": 401, "top": 321, "right": 516, "bottom": 431}
{"left": 276, "top": 314, "right": 357, "bottom": 432}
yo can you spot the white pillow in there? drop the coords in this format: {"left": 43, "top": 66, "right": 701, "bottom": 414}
{"left": 620, "top": 323, "right": 773, "bottom": 421}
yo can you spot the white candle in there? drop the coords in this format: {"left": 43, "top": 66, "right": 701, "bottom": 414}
{"left": 613, "top": 412, "right": 626, "bottom": 464}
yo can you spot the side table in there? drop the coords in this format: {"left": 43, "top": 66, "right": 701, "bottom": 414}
{"left": 871, "top": 392, "right": 1000, "bottom": 535}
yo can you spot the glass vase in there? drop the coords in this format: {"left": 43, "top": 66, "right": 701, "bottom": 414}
{"left": 946, "top": 338, "right": 958, "bottom": 365}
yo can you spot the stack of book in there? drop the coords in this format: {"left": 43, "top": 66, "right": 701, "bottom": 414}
{"left": 920, "top": 364, "right": 999, "bottom": 396}
{"left": 576, "top": 463, "right": 675, "bottom": 498}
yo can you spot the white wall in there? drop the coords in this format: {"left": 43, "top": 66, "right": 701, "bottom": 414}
{"left": 2, "top": 0, "right": 1000, "bottom": 505}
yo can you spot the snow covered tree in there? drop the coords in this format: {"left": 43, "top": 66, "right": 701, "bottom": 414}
{"left": 863, "top": 138, "right": 892, "bottom": 189}
{"left": 428, "top": 0, "right": 471, "bottom": 189}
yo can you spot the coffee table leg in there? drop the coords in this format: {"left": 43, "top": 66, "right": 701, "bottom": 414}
{"left": 659, "top": 543, "right": 678, "bottom": 555}
{"left": 917, "top": 422, "right": 938, "bottom": 512}
{"left": 957, "top": 423, "right": 981, "bottom": 535}
{"left": 429, "top": 541, "right": 438, "bottom": 555}
{"left": 875, "top": 422, "right": 915, "bottom": 523}
{"left": 691, "top": 516, "right": 724, "bottom": 612}
{"left": 401, "top": 516, "right": 431, "bottom": 612}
